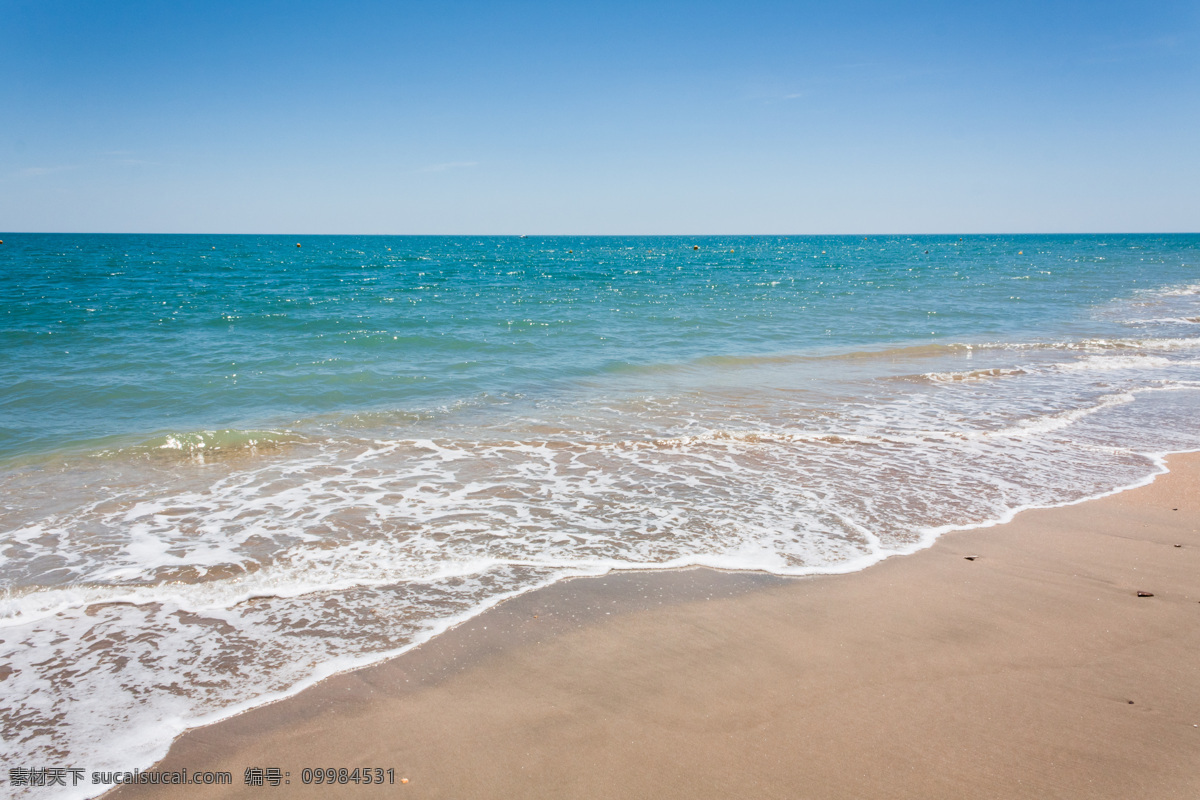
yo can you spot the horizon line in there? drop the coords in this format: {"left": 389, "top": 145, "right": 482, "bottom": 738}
{"left": 3, "top": 231, "right": 1198, "bottom": 238}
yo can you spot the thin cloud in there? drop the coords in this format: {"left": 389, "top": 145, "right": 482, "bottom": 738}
{"left": 418, "top": 161, "right": 479, "bottom": 173}
{"left": 1109, "top": 34, "right": 1180, "bottom": 52}
{"left": 16, "top": 165, "right": 77, "bottom": 177}
{"left": 100, "top": 151, "right": 159, "bottom": 166}
{"left": 1083, "top": 34, "right": 1182, "bottom": 65}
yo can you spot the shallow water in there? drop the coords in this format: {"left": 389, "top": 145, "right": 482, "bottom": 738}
{"left": 2, "top": 233, "right": 1199, "bottom": 791}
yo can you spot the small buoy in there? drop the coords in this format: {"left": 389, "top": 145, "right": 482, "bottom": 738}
{"left": 568, "top": 249, "right": 573, "bottom": 253}
{"left": 296, "top": 243, "right": 302, "bottom": 248}
{"left": 212, "top": 246, "right": 216, "bottom": 250}
{"left": 1018, "top": 250, "right": 1023, "bottom": 255}
{"left": 693, "top": 245, "right": 699, "bottom": 250}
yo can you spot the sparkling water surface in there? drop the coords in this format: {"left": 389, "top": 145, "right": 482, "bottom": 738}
{"left": 2, "top": 233, "right": 1199, "bottom": 792}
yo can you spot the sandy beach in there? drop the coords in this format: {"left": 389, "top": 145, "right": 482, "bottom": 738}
{"left": 107, "top": 453, "right": 1200, "bottom": 800}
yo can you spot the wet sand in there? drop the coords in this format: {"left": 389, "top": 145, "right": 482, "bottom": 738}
{"left": 109, "top": 453, "right": 1200, "bottom": 799}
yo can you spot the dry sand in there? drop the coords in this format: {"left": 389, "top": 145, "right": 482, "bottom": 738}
{"left": 109, "top": 453, "right": 1200, "bottom": 799}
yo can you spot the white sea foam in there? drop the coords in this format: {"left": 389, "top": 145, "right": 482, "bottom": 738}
{"left": 1159, "top": 283, "right": 1200, "bottom": 297}
{"left": 1052, "top": 354, "right": 1173, "bottom": 372}
{"left": 923, "top": 366, "right": 1028, "bottom": 383}
{"left": 985, "top": 336, "right": 1200, "bottom": 352}
{"left": 5, "top": 317, "right": 1200, "bottom": 798}
{"left": 1123, "top": 317, "right": 1200, "bottom": 325}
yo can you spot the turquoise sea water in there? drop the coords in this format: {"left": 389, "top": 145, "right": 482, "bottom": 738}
{"left": 3, "top": 233, "right": 1200, "bottom": 791}
{"left": 7, "top": 233, "right": 1194, "bottom": 460}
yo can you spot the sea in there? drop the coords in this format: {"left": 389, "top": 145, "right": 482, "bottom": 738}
{"left": 3, "top": 233, "right": 1199, "bottom": 793}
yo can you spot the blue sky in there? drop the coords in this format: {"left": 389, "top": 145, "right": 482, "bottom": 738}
{"left": 3, "top": 0, "right": 1197, "bottom": 233}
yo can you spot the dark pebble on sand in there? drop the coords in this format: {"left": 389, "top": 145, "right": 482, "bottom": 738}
{"left": 1137, "top": 591, "right": 1154, "bottom": 597}
{"left": 964, "top": 556, "right": 980, "bottom": 561}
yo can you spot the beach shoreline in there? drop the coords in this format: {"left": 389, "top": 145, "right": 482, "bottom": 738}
{"left": 101, "top": 451, "right": 1200, "bottom": 799}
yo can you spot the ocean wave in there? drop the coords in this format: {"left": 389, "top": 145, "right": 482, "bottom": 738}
{"left": 654, "top": 336, "right": 1200, "bottom": 377}
{"left": 1158, "top": 283, "right": 1200, "bottom": 297}
{"left": 8, "top": 378, "right": 1197, "bottom": 630}
{"left": 1122, "top": 316, "right": 1200, "bottom": 325}
{"left": 141, "top": 428, "right": 305, "bottom": 454}
{"left": 922, "top": 366, "right": 1029, "bottom": 383}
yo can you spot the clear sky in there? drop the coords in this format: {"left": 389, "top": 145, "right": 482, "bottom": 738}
{"left": 3, "top": 0, "right": 1197, "bottom": 234}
